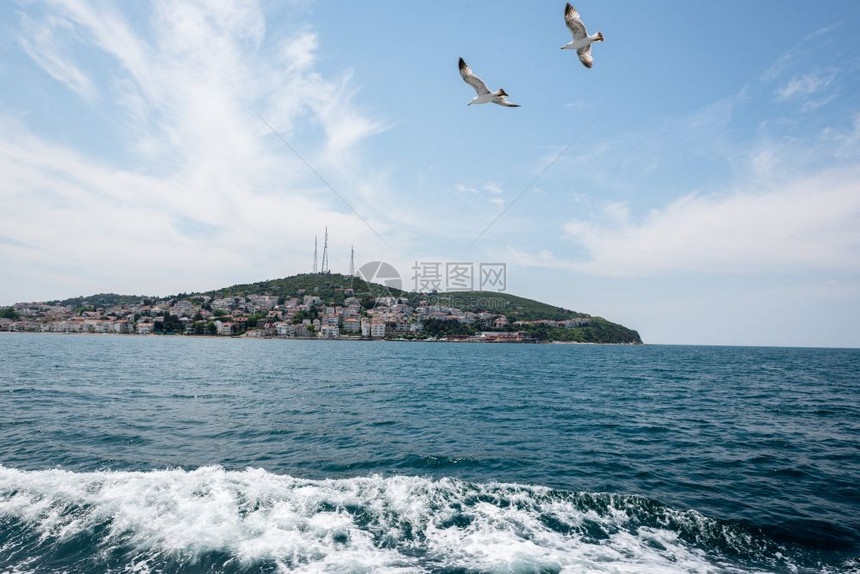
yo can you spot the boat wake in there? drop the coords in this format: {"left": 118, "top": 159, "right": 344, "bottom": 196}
{"left": 0, "top": 465, "right": 854, "bottom": 573}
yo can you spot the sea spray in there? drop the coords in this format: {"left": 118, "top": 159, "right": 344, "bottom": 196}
{"left": 0, "top": 465, "right": 817, "bottom": 573}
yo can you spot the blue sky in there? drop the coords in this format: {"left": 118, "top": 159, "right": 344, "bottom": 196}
{"left": 1, "top": 0, "right": 859, "bottom": 347}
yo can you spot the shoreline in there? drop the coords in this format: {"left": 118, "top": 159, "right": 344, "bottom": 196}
{"left": 0, "top": 331, "right": 642, "bottom": 345}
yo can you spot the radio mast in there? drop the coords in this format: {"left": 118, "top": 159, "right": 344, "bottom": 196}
{"left": 321, "top": 227, "right": 329, "bottom": 274}
{"left": 312, "top": 235, "right": 318, "bottom": 273}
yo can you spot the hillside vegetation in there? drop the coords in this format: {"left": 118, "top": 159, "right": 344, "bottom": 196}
{"left": 26, "top": 272, "right": 641, "bottom": 344}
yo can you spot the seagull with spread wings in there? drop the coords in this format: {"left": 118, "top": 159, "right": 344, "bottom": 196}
{"left": 458, "top": 58, "right": 520, "bottom": 108}
{"left": 561, "top": 3, "right": 604, "bottom": 68}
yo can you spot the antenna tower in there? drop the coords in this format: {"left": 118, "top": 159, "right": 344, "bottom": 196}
{"left": 349, "top": 245, "right": 355, "bottom": 277}
{"left": 313, "top": 235, "right": 318, "bottom": 273}
{"left": 321, "top": 227, "right": 329, "bottom": 274}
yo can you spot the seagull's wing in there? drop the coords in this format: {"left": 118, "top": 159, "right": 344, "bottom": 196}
{"left": 564, "top": 3, "right": 588, "bottom": 41}
{"left": 459, "top": 58, "right": 490, "bottom": 95}
{"left": 494, "top": 97, "right": 521, "bottom": 108}
{"left": 577, "top": 45, "right": 594, "bottom": 68}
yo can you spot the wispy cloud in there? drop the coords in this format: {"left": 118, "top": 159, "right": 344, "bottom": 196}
{"left": 17, "top": 13, "right": 98, "bottom": 101}
{"left": 763, "top": 24, "right": 840, "bottom": 81}
{"left": 1, "top": 0, "right": 394, "bottom": 302}
{"left": 763, "top": 22, "right": 847, "bottom": 114}
{"left": 822, "top": 113, "right": 860, "bottom": 158}
{"left": 775, "top": 69, "right": 839, "bottom": 111}
{"left": 565, "top": 100, "right": 593, "bottom": 111}
{"left": 776, "top": 70, "right": 836, "bottom": 100}
{"left": 0, "top": 236, "right": 38, "bottom": 250}
{"left": 455, "top": 184, "right": 478, "bottom": 194}
{"left": 502, "top": 247, "right": 577, "bottom": 271}
{"left": 483, "top": 181, "right": 503, "bottom": 195}
{"left": 558, "top": 165, "right": 860, "bottom": 277}
{"left": 454, "top": 180, "right": 506, "bottom": 211}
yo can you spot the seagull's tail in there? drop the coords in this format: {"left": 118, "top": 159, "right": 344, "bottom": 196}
{"left": 595, "top": 31, "right": 604, "bottom": 42}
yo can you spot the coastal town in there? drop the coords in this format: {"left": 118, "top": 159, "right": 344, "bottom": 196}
{"left": 0, "top": 289, "right": 595, "bottom": 343}
{"left": 1, "top": 238, "right": 641, "bottom": 344}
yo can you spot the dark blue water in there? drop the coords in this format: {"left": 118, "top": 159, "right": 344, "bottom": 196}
{"left": 1, "top": 334, "right": 858, "bottom": 573}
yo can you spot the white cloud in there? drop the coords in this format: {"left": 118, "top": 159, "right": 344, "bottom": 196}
{"left": 0, "top": 0, "right": 395, "bottom": 303}
{"left": 602, "top": 201, "right": 629, "bottom": 223}
{"left": 559, "top": 166, "right": 860, "bottom": 277}
{"left": 483, "top": 181, "right": 503, "bottom": 194}
{"left": 502, "top": 247, "right": 578, "bottom": 271}
{"left": 764, "top": 23, "right": 844, "bottom": 113}
{"left": 775, "top": 69, "right": 839, "bottom": 109}
{"left": 564, "top": 100, "right": 593, "bottom": 111}
{"left": 456, "top": 181, "right": 504, "bottom": 195}
{"left": 763, "top": 24, "right": 840, "bottom": 81}
{"left": 17, "top": 13, "right": 98, "bottom": 101}
{"left": 822, "top": 113, "right": 860, "bottom": 158}
{"left": 454, "top": 181, "right": 506, "bottom": 211}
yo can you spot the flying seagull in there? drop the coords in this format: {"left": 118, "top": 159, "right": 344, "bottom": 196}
{"left": 561, "top": 3, "right": 604, "bottom": 68}
{"left": 458, "top": 58, "right": 520, "bottom": 107}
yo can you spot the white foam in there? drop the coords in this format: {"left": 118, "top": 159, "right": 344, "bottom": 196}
{"left": 0, "top": 465, "right": 775, "bottom": 573}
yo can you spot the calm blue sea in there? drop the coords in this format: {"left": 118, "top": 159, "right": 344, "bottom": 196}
{"left": 0, "top": 333, "right": 858, "bottom": 573}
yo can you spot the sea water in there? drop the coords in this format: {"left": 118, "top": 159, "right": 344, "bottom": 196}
{"left": 0, "top": 334, "right": 858, "bottom": 572}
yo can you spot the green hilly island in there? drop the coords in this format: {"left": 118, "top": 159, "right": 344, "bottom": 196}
{"left": 2, "top": 273, "right": 642, "bottom": 344}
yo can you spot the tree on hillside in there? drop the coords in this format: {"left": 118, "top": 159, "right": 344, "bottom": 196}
{"left": 0, "top": 307, "right": 19, "bottom": 320}
{"left": 155, "top": 313, "right": 182, "bottom": 334}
